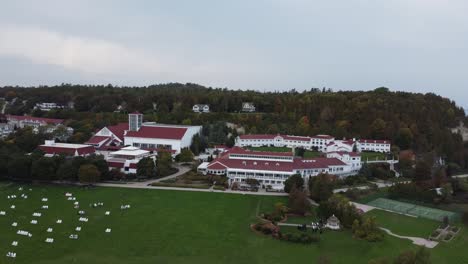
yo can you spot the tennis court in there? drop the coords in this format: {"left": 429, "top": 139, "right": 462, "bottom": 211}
{"left": 367, "top": 198, "right": 458, "bottom": 222}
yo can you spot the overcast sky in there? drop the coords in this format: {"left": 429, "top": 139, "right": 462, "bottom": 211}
{"left": 0, "top": 0, "right": 467, "bottom": 108}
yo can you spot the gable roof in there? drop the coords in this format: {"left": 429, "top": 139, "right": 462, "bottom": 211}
{"left": 39, "top": 144, "right": 95, "bottom": 156}
{"left": 107, "top": 123, "right": 129, "bottom": 141}
{"left": 85, "top": 135, "right": 110, "bottom": 145}
{"left": 125, "top": 126, "right": 188, "bottom": 140}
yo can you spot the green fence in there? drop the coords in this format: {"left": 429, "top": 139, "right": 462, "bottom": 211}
{"left": 367, "top": 198, "right": 458, "bottom": 222}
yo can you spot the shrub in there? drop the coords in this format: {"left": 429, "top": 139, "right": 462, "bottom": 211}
{"left": 280, "top": 232, "right": 319, "bottom": 244}
{"left": 431, "top": 230, "right": 440, "bottom": 238}
{"left": 462, "top": 211, "right": 468, "bottom": 226}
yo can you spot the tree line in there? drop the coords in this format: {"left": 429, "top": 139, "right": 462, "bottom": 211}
{"left": 1, "top": 84, "right": 467, "bottom": 169}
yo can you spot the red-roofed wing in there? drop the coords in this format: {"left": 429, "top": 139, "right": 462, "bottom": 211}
{"left": 125, "top": 126, "right": 187, "bottom": 140}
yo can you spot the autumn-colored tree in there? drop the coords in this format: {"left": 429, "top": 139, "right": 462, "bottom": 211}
{"left": 78, "top": 164, "right": 101, "bottom": 184}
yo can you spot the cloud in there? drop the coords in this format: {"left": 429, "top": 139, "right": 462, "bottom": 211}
{"left": 0, "top": 24, "right": 162, "bottom": 76}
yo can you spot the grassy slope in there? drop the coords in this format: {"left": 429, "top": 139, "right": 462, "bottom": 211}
{"left": 365, "top": 209, "right": 440, "bottom": 238}
{"left": 361, "top": 152, "right": 386, "bottom": 161}
{"left": 0, "top": 184, "right": 466, "bottom": 264}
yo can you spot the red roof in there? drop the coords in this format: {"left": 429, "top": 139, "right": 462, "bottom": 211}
{"left": 107, "top": 161, "right": 124, "bottom": 168}
{"left": 85, "top": 136, "right": 110, "bottom": 145}
{"left": 39, "top": 145, "right": 95, "bottom": 156}
{"left": 209, "top": 158, "right": 295, "bottom": 172}
{"left": 125, "top": 126, "right": 187, "bottom": 140}
{"left": 130, "top": 111, "right": 142, "bottom": 115}
{"left": 228, "top": 146, "right": 293, "bottom": 157}
{"left": 296, "top": 157, "right": 347, "bottom": 168}
{"left": 107, "top": 123, "right": 129, "bottom": 141}
{"left": 359, "top": 139, "right": 390, "bottom": 144}
{"left": 311, "top": 135, "right": 334, "bottom": 140}
{"left": 207, "top": 161, "right": 228, "bottom": 170}
{"left": 207, "top": 150, "right": 348, "bottom": 173}
{"left": 7, "top": 115, "right": 63, "bottom": 124}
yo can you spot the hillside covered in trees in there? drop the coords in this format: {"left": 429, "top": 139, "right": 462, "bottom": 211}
{"left": 1, "top": 84, "right": 467, "bottom": 168}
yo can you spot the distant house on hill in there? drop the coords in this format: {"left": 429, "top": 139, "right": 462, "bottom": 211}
{"left": 241, "top": 102, "right": 256, "bottom": 112}
{"left": 192, "top": 104, "right": 210, "bottom": 113}
{"left": 34, "top": 102, "right": 65, "bottom": 111}
{"left": 451, "top": 122, "right": 468, "bottom": 142}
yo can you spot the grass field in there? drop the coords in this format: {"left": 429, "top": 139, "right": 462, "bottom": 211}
{"left": 361, "top": 152, "right": 387, "bottom": 161}
{"left": 365, "top": 209, "right": 439, "bottom": 238}
{"left": 246, "top": 147, "right": 321, "bottom": 158}
{"left": 247, "top": 146, "right": 292, "bottom": 152}
{"left": 0, "top": 183, "right": 467, "bottom": 263}
{"left": 303, "top": 151, "right": 322, "bottom": 158}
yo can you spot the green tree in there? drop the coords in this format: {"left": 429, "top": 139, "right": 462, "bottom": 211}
{"left": 156, "top": 151, "right": 174, "bottom": 177}
{"left": 284, "top": 174, "right": 304, "bottom": 193}
{"left": 414, "top": 160, "right": 431, "bottom": 183}
{"left": 78, "top": 164, "right": 101, "bottom": 184}
{"left": 56, "top": 160, "right": 77, "bottom": 181}
{"left": 8, "top": 155, "right": 32, "bottom": 179}
{"left": 396, "top": 127, "right": 413, "bottom": 150}
{"left": 176, "top": 148, "right": 194, "bottom": 162}
{"left": 288, "top": 186, "right": 311, "bottom": 215}
{"left": 136, "top": 157, "right": 156, "bottom": 178}
{"left": 371, "top": 118, "right": 386, "bottom": 139}
{"left": 394, "top": 248, "right": 431, "bottom": 264}
{"left": 31, "top": 157, "right": 57, "bottom": 181}
{"left": 309, "top": 173, "right": 334, "bottom": 202}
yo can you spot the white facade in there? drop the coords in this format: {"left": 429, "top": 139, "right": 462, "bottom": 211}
{"left": 107, "top": 146, "right": 155, "bottom": 174}
{"left": 241, "top": 102, "right": 256, "bottom": 112}
{"left": 326, "top": 140, "right": 355, "bottom": 153}
{"left": 34, "top": 102, "right": 65, "bottom": 111}
{"left": 199, "top": 147, "right": 358, "bottom": 190}
{"left": 326, "top": 152, "right": 362, "bottom": 173}
{"left": 87, "top": 114, "right": 202, "bottom": 155}
{"left": 192, "top": 104, "right": 210, "bottom": 113}
{"left": 235, "top": 134, "right": 335, "bottom": 152}
{"left": 236, "top": 134, "right": 391, "bottom": 154}
{"left": 124, "top": 123, "right": 201, "bottom": 155}
{"left": 356, "top": 140, "right": 391, "bottom": 153}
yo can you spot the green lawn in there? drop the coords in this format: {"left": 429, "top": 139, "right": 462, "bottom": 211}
{"left": 0, "top": 183, "right": 467, "bottom": 263}
{"left": 361, "top": 152, "right": 387, "bottom": 161}
{"left": 247, "top": 146, "right": 292, "bottom": 152}
{"left": 303, "top": 151, "right": 322, "bottom": 158}
{"left": 365, "top": 209, "right": 440, "bottom": 238}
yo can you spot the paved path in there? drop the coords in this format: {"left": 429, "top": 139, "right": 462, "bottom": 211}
{"left": 146, "top": 165, "right": 191, "bottom": 184}
{"left": 379, "top": 227, "right": 438, "bottom": 248}
{"left": 0, "top": 102, "right": 6, "bottom": 114}
{"left": 351, "top": 202, "right": 376, "bottom": 213}
{"left": 278, "top": 223, "right": 316, "bottom": 228}
{"left": 453, "top": 174, "right": 468, "bottom": 178}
